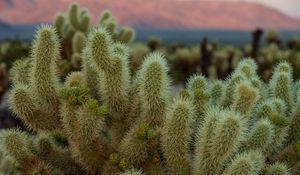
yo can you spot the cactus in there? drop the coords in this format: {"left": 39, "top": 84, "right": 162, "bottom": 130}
{"left": 119, "top": 52, "right": 170, "bottom": 166}
{"left": 52, "top": 2, "right": 135, "bottom": 72}
{"left": 209, "top": 80, "right": 225, "bottom": 106}
{"left": 251, "top": 28, "right": 263, "bottom": 59}
{"left": 161, "top": 97, "right": 194, "bottom": 174}
{"left": 264, "top": 162, "right": 290, "bottom": 175}
{"left": 2, "top": 22, "right": 300, "bottom": 175}
{"left": 231, "top": 82, "right": 259, "bottom": 118}
{"left": 269, "top": 64, "right": 293, "bottom": 115}
{"left": 240, "top": 119, "right": 274, "bottom": 151}
{"left": 221, "top": 150, "right": 264, "bottom": 175}
{"left": 288, "top": 95, "right": 300, "bottom": 142}
{"left": 222, "top": 74, "right": 244, "bottom": 107}
{"left": 2, "top": 130, "right": 53, "bottom": 175}
{"left": 193, "top": 109, "right": 245, "bottom": 175}
{"left": 9, "top": 26, "right": 62, "bottom": 131}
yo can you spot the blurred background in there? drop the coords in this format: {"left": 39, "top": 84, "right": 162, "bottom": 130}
{"left": 1, "top": 0, "right": 300, "bottom": 43}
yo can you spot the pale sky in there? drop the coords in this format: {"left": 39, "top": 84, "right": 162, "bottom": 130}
{"left": 179, "top": 0, "right": 300, "bottom": 19}
{"left": 234, "top": 0, "right": 300, "bottom": 18}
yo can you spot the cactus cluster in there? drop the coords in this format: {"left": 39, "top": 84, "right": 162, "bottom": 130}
{"left": 130, "top": 37, "right": 244, "bottom": 82}
{"left": 130, "top": 30, "right": 300, "bottom": 82}
{"left": 0, "top": 23, "right": 299, "bottom": 175}
{"left": 53, "top": 2, "right": 135, "bottom": 74}
{"left": 0, "top": 3, "right": 300, "bottom": 175}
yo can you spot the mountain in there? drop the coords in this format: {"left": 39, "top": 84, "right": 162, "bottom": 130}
{"left": 0, "top": 21, "right": 11, "bottom": 31}
{"left": 1, "top": 0, "right": 300, "bottom": 30}
{"left": 0, "top": 20, "right": 36, "bottom": 40}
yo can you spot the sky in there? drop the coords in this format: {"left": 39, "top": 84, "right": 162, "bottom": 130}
{"left": 191, "top": 0, "right": 300, "bottom": 19}
{"left": 238, "top": 0, "right": 300, "bottom": 18}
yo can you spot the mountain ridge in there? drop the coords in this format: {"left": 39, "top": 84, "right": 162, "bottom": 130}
{"left": 1, "top": 0, "right": 300, "bottom": 29}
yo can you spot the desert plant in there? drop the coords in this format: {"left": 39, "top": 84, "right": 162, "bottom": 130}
{"left": 1, "top": 25, "right": 299, "bottom": 175}
{"left": 53, "top": 2, "right": 135, "bottom": 72}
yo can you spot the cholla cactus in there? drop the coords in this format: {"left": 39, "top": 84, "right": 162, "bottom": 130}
{"left": 231, "top": 82, "right": 259, "bottom": 117}
{"left": 53, "top": 2, "right": 135, "bottom": 72}
{"left": 99, "top": 10, "right": 135, "bottom": 43}
{"left": 264, "top": 162, "right": 290, "bottom": 175}
{"left": 240, "top": 119, "right": 274, "bottom": 151}
{"left": 161, "top": 97, "right": 194, "bottom": 174}
{"left": 1, "top": 23, "right": 300, "bottom": 175}
{"left": 54, "top": 3, "right": 90, "bottom": 67}
{"left": 221, "top": 150, "right": 264, "bottom": 175}
{"left": 9, "top": 25, "right": 62, "bottom": 131}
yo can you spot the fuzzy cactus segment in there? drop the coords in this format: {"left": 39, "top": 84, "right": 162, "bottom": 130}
{"left": 222, "top": 150, "right": 264, "bottom": 175}
{"left": 265, "top": 162, "right": 290, "bottom": 175}
{"left": 9, "top": 25, "right": 64, "bottom": 131}
{"left": 30, "top": 25, "right": 61, "bottom": 109}
{"left": 9, "top": 84, "right": 60, "bottom": 131}
{"left": 222, "top": 74, "right": 244, "bottom": 107}
{"left": 87, "top": 28, "right": 130, "bottom": 113}
{"left": 161, "top": 97, "right": 194, "bottom": 174}
{"left": 69, "top": 3, "right": 81, "bottom": 29}
{"left": 68, "top": 3, "right": 91, "bottom": 33}
{"left": 87, "top": 27, "right": 113, "bottom": 72}
{"left": 209, "top": 80, "right": 225, "bottom": 106}
{"left": 187, "top": 74, "right": 207, "bottom": 92}
{"left": 236, "top": 58, "right": 258, "bottom": 79}
{"left": 87, "top": 28, "right": 131, "bottom": 140}
{"left": 138, "top": 52, "right": 170, "bottom": 126}
{"left": 64, "top": 71, "right": 85, "bottom": 87}
{"left": 193, "top": 108, "right": 220, "bottom": 173}
{"left": 61, "top": 87, "right": 109, "bottom": 172}
{"left": 117, "top": 27, "right": 135, "bottom": 43}
{"left": 186, "top": 74, "right": 210, "bottom": 145}
{"left": 3, "top": 130, "right": 52, "bottom": 175}
{"left": 3, "top": 130, "right": 31, "bottom": 162}
{"left": 271, "top": 98, "right": 287, "bottom": 115}
{"left": 270, "top": 65, "right": 293, "bottom": 115}
{"left": 232, "top": 82, "right": 259, "bottom": 117}
{"left": 54, "top": 12, "right": 65, "bottom": 35}
{"left": 256, "top": 101, "right": 273, "bottom": 119}
{"left": 34, "top": 135, "right": 80, "bottom": 174}
{"left": 81, "top": 53, "right": 102, "bottom": 100}
{"left": 288, "top": 99, "right": 300, "bottom": 142}
{"left": 193, "top": 109, "right": 245, "bottom": 175}
{"left": 275, "top": 61, "right": 292, "bottom": 75}
{"left": 187, "top": 75, "right": 209, "bottom": 116}
{"left": 10, "top": 59, "right": 32, "bottom": 86}
{"left": 71, "top": 100, "right": 109, "bottom": 172}
{"left": 119, "top": 53, "right": 170, "bottom": 165}
{"left": 72, "top": 31, "right": 86, "bottom": 53}
{"left": 241, "top": 119, "right": 274, "bottom": 151}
